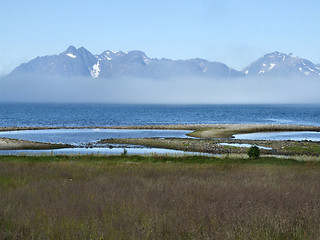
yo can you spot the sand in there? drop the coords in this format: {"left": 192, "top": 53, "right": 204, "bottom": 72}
{"left": 0, "top": 137, "right": 71, "bottom": 150}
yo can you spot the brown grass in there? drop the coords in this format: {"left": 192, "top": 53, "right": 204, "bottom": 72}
{"left": 187, "top": 124, "right": 320, "bottom": 138}
{"left": 1, "top": 156, "right": 320, "bottom": 239}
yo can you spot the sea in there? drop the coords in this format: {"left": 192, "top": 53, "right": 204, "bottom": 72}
{"left": 1, "top": 103, "right": 320, "bottom": 127}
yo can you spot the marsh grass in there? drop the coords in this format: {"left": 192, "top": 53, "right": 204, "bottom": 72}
{"left": 284, "top": 144, "right": 320, "bottom": 155}
{"left": 1, "top": 155, "right": 320, "bottom": 239}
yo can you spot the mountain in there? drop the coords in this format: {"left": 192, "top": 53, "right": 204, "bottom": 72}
{"left": 6, "top": 47, "right": 320, "bottom": 79}
{"left": 11, "top": 46, "right": 97, "bottom": 77}
{"left": 9, "top": 46, "right": 243, "bottom": 79}
{"left": 243, "top": 52, "right": 320, "bottom": 78}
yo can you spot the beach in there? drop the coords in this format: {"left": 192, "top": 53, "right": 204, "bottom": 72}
{"left": 0, "top": 137, "right": 71, "bottom": 150}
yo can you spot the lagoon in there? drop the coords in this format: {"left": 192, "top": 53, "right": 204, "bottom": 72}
{"left": 0, "top": 128, "right": 192, "bottom": 146}
{"left": 234, "top": 131, "right": 320, "bottom": 142}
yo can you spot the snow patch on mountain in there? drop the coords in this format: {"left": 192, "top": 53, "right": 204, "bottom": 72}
{"left": 143, "top": 56, "right": 150, "bottom": 64}
{"left": 91, "top": 61, "right": 100, "bottom": 78}
{"left": 66, "top": 53, "right": 76, "bottom": 58}
{"left": 268, "top": 63, "right": 276, "bottom": 71}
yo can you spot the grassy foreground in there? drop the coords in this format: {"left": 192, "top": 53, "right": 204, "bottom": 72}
{"left": 1, "top": 155, "right": 320, "bottom": 239}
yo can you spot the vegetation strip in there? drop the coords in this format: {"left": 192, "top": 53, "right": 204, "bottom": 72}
{"left": 100, "top": 137, "right": 320, "bottom": 157}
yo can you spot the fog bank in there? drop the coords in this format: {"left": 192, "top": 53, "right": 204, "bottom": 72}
{"left": 1, "top": 75, "right": 320, "bottom": 104}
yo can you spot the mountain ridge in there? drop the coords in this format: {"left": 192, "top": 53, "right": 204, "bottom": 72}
{"left": 6, "top": 46, "right": 320, "bottom": 79}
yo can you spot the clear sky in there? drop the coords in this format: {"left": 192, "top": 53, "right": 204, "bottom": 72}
{"left": 1, "top": 0, "right": 320, "bottom": 76}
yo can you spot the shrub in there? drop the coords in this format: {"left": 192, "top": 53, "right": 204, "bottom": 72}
{"left": 248, "top": 146, "right": 260, "bottom": 159}
{"left": 122, "top": 148, "right": 128, "bottom": 156}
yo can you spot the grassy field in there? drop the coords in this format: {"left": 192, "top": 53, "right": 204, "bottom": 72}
{"left": 1, "top": 155, "right": 320, "bottom": 239}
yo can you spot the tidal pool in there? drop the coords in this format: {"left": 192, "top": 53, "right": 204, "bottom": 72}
{"left": 217, "top": 143, "right": 272, "bottom": 150}
{"left": 0, "top": 146, "right": 213, "bottom": 156}
{"left": 233, "top": 131, "right": 320, "bottom": 142}
{"left": 0, "top": 128, "right": 208, "bottom": 156}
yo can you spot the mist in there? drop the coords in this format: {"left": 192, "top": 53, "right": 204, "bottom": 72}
{"left": 1, "top": 75, "right": 320, "bottom": 104}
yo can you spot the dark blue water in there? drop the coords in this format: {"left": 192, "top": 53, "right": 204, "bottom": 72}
{"left": 1, "top": 103, "right": 320, "bottom": 127}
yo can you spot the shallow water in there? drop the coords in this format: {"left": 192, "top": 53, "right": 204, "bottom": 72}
{"left": 0, "top": 129, "right": 192, "bottom": 146}
{"left": 0, "top": 146, "right": 213, "bottom": 156}
{"left": 0, "top": 128, "right": 200, "bottom": 156}
{"left": 217, "top": 143, "right": 272, "bottom": 150}
{"left": 234, "top": 131, "right": 320, "bottom": 142}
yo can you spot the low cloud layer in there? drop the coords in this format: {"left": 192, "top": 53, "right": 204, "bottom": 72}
{"left": 1, "top": 75, "right": 320, "bottom": 104}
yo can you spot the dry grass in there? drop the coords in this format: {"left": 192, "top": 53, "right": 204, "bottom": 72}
{"left": 187, "top": 124, "right": 320, "bottom": 138}
{"left": 1, "top": 155, "right": 320, "bottom": 239}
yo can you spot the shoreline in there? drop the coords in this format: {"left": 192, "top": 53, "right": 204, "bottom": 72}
{"left": 0, "top": 137, "right": 71, "bottom": 150}
{"left": 1, "top": 124, "right": 320, "bottom": 138}
{"left": 100, "top": 137, "right": 320, "bottom": 157}
{"left": 0, "top": 124, "right": 320, "bottom": 155}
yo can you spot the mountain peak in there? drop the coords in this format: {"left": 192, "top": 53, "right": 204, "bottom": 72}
{"left": 263, "top": 51, "right": 287, "bottom": 59}
{"left": 62, "top": 46, "right": 79, "bottom": 59}
{"left": 243, "top": 51, "right": 320, "bottom": 77}
{"left": 65, "top": 45, "right": 77, "bottom": 52}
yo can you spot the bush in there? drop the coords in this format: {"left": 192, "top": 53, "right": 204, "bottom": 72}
{"left": 122, "top": 148, "right": 128, "bottom": 156}
{"left": 248, "top": 146, "right": 260, "bottom": 159}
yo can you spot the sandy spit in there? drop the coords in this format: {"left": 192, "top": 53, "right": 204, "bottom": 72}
{"left": 0, "top": 137, "right": 71, "bottom": 150}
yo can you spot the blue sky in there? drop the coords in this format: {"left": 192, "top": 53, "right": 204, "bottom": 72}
{"left": 1, "top": 0, "right": 320, "bottom": 75}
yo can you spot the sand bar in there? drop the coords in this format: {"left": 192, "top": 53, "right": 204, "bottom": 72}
{"left": 0, "top": 137, "right": 71, "bottom": 150}
{"left": 1, "top": 124, "right": 320, "bottom": 138}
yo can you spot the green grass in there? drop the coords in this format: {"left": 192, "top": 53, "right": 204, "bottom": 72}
{"left": 284, "top": 144, "right": 320, "bottom": 155}
{"left": 1, "top": 155, "right": 320, "bottom": 239}
{"left": 0, "top": 154, "right": 308, "bottom": 166}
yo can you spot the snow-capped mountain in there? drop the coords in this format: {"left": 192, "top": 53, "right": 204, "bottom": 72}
{"left": 6, "top": 47, "right": 320, "bottom": 79}
{"left": 8, "top": 46, "right": 243, "bottom": 79}
{"left": 11, "top": 46, "right": 97, "bottom": 77}
{"left": 243, "top": 52, "right": 320, "bottom": 78}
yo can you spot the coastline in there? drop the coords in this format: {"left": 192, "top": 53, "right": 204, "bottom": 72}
{"left": 0, "top": 124, "right": 320, "bottom": 156}
{"left": 0, "top": 137, "right": 71, "bottom": 150}
{"left": 1, "top": 124, "right": 320, "bottom": 138}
